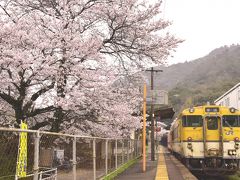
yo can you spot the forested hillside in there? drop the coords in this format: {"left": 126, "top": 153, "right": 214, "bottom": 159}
{"left": 155, "top": 44, "right": 240, "bottom": 116}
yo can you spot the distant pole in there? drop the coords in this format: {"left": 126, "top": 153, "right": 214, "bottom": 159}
{"left": 156, "top": 115, "right": 159, "bottom": 151}
{"left": 146, "top": 67, "right": 163, "bottom": 161}
{"left": 150, "top": 68, "right": 155, "bottom": 161}
{"left": 143, "top": 84, "right": 147, "bottom": 172}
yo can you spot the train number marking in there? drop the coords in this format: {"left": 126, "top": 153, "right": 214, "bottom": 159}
{"left": 226, "top": 130, "right": 233, "bottom": 135}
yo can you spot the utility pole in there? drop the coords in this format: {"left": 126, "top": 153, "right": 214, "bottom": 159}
{"left": 142, "top": 84, "right": 147, "bottom": 172}
{"left": 146, "top": 67, "right": 163, "bottom": 161}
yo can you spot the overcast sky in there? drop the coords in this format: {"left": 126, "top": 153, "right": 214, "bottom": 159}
{"left": 161, "top": 0, "right": 240, "bottom": 65}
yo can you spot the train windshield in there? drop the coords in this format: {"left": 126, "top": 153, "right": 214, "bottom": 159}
{"left": 222, "top": 115, "right": 240, "bottom": 127}
{"left": 206, "top": 116, "right": 219, "bottom": 130}
{"left": 182, "top": 115, "right": 203, "bottom": 127}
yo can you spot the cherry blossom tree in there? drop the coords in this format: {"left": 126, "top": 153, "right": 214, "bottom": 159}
{"left": 0, "top": 0, "right": 181, "bottom": 136}
{"left": 0, "top": 19, "right": 57, "bottom": 128}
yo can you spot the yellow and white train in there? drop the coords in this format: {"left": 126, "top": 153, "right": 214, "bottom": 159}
{"left": 168, "top": 105, "right": 240, "bottom": 175}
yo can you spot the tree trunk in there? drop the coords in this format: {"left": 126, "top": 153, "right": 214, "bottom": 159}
{"left": 52, "top": 46, "right": 67, "bottom": 132}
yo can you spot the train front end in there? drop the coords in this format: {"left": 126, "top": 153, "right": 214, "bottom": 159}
{"left": 182, "top": 106, "right": 240, "bottom": 175}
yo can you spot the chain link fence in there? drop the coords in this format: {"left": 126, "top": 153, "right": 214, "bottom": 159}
{"left": 0, "top": 128, "right": 142, "bottom": 180}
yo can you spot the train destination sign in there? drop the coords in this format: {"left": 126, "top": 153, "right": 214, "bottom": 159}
{"left": 205, "top": 107, "right": 219, "bottom": 113}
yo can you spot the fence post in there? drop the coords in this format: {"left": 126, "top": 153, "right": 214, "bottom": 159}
{"left": 131, "top": 140, "right": 134, "bottom": 159}
{"left": 137, "top": 139, "right": 139, "bottom": 157}
{"left": 130, "top": 140, "right": 132, "bottom": 160}
{"left": 105, "top": 139, "right": 108, "bottom": 175}
{"left": 129, "top": 140, "right": 131, "bottom": 160}
{"left": 135, "top": 140, "right": 137, "bottom": 158}
{"left": 56, "top": 168, "right": 58, "bottom": 179}
{"left": 115, "top": 140, "right": 118, "bottom": 169}
{"left": 122, "top": 140, "right": 124, "bottom": 164}
{"left": 137, "top": 139, "right": 139, "bottom": 156}
{"left": 73, "top": 137, "right": 77, "bottom": 180}
{"left": 93, "top": 138, "right": 96, "bottom": 180}
{"left": 132, "top": 140, "right": 134, "bottom": 159}
{"left": 39, "top": 171, "right": 42, "bottom": 180}
{"left": 33, "top": 131, "right": 40, "bottom": 180}
{"left": 127, "top": 140, "right": 129, "bottom": 161}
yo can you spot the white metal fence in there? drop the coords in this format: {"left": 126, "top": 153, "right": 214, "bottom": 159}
{"left": 0, "top": 128, "right": 142, "bottom": 180}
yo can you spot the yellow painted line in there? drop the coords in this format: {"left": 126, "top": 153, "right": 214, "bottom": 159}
{"left": 155, "top": 147, "right": 169, "bottom": 180}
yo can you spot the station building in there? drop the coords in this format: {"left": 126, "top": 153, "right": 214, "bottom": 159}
{"left": 214, "top": 82, "right": 240, "bottom": 109}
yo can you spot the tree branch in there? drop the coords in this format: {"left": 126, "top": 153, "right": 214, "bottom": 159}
{"left": 26, "top": 105, "right": 56, "bottom": 118}
{"left": 30, "top": 80, "right": 55, "bottom": 102}
{"left": 0, "top": 92, "right": 17, "bottom": 105}
{"left": 31, "top": 121, "right": 50, "bottom": 130}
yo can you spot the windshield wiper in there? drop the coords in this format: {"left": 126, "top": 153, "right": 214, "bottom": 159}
{"left": 224, "top": 120, "right": 233, "bottom": 129}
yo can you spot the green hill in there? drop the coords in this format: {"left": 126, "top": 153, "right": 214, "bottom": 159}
{"left": 155, "top": 44, "right": 240, "bottom": 116}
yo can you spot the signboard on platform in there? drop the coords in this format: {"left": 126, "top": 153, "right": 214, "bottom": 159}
{"left": 146, "top": 90, "right": 168, "bottom": 105}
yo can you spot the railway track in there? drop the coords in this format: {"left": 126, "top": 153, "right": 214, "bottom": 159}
{"left": 162, "top": 145, "right": 237, "bottom": 180}
{"left": 196, "top": 175, "right": 228, "bottom": 180}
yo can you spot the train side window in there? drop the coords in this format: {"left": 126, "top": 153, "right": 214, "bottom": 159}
{"left": 182, "top": 116, "right": 186, "bottom": 126}
{"left": 206, "top": 117, "right": 218, "bottom": 130}
{"left": 223, "top": 115, "right": 240, "bottom": 127}
{"left": 182, "top": 115, "right": 203, "bottom": 127}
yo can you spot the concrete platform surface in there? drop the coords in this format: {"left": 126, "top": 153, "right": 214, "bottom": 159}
{"left": 116, "top": 153, "right": 158, "bottom": 180}
{"left": 116, "top": 145, "right": 197, "bottom": 180}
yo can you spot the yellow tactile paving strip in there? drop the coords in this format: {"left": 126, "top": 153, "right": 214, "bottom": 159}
{"left": 155, "top": 147, "right": 169, "bottom": 180}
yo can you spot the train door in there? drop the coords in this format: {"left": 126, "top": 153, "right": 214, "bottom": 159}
{"left": 204, "top": 116, "right": 222, "bottom": 157}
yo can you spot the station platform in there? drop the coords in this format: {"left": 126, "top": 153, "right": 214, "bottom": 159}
{"left": 116, "top": 145, "right": 197, "bottom": 180}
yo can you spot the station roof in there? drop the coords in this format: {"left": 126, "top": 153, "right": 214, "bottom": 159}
{"left": 154, "top": 106, "right": 175, "bottom": 119}
{"left": 146, "top": 105, "right": 175, "bottom": 120}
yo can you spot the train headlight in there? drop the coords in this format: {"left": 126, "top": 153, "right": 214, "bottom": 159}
{"left": 187, "top": 137, "right": 193, "bottom": 151}
{"left": 189, "top": 108, "right": 194, "bottom": 113}
{"left": 234, "top": 138, "right": 239, "bottom": 149}
{"left": 230, "top": 107, "right": 236, "bottom": 113}
{"left": 228, "top": 150, "right": 237, "bottom": 156}
{"left": 234, "top": 137, "right": 239, "bottom": 142}
{"left": 187, "top": 142, "right": 193, "bottom": 151}
{"left": 234, "top": 143, "right": 239, "bottom": 149}
{"left": 187, "top": 137, "right": 192, "bottom": 142}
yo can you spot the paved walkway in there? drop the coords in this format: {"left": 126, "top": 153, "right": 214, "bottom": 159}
{"left": 116, "top": 145, "right": 197, "bottom": 180}
{"left": 162, "top": 147, "right": 197, "bottom": 180}
{"left": 155, "top": 147, "right": 169, "bottom": 180}
{"left": 116, "top": 152, "right": 158, "bottom": 180}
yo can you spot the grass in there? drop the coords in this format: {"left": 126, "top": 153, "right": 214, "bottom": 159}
{"left": 227, "top": 171, "right": 240, "bottom": 180}
{"left": 101, "top": 156, "right": 142, "bottom": 180}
